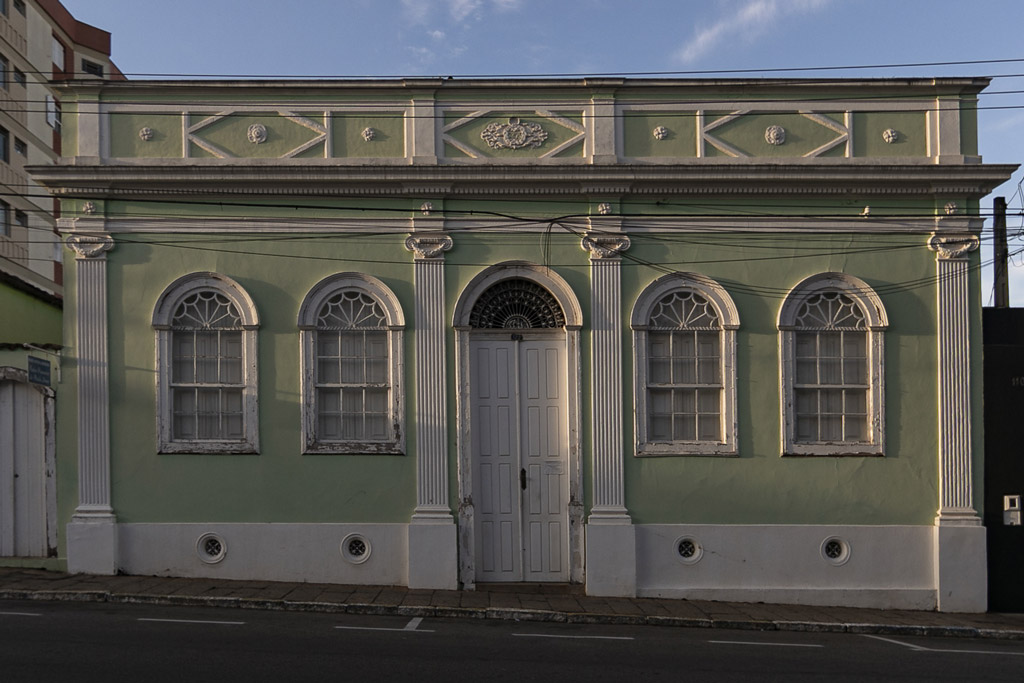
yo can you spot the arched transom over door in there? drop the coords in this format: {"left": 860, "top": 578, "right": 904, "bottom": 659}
{"left": 469, "top": 278, "right": 570, "bottom": 582}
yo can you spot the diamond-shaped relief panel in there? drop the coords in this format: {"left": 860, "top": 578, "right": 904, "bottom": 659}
{"left": 443, "top": 111, "right": 585, "bottom": 159}
{"left": 707, "top": 112, "right": 845, "bottom": 158}
{"left": 192, "top": 113, "right": 325, "bottom": 158}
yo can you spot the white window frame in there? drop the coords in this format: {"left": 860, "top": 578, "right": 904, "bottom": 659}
{"left": 632, "top": 272, "right": 740, "bottom": 456}
{"left": 152, "top": 272, "right": 260, "bottom": 454}
{"left": 778, "top": 272, "right": 888, "bottom": 456}
{"left": 298, "top": 273, "right": 405, "bottom": 455}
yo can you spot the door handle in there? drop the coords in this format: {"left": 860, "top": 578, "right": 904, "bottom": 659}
{"left": 520, "top": 468, "right": 527, "bottom": 490}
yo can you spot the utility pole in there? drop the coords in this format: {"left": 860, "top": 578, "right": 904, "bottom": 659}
{"left": 994, "top": 196, "right": 1009, "bottom": 308}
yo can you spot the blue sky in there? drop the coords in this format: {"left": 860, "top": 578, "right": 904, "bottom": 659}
{"left": 62, "top": 0, "right": 1024, "bottom": 302}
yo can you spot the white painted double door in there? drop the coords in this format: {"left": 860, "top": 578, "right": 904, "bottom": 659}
{"left": 0, "top": 379, "right": 48, "bottom": 557}
{"left": 471, "top": 336, "right": 569, "bottom": 582}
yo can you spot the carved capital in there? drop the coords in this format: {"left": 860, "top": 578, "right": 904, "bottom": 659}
{"left": 928, "top": 233, "right": 979, "bottom": 260}
{"left": 582, "top": 235, "right": 631, "bottom": 259}
{"left": 405, "top": 233, "right": 453, "bottom": 259}
{"left": 66, "top": 233, "right": 114, "bottom": 259}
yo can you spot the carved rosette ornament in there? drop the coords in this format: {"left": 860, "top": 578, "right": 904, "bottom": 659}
{"left": 882, "top": 128, "right": 899, "bottom": 144}
{"left": 82, "top": 201, "right": 97, "bottom": 215}
{"left": 66, "top": 233, "right": 115, "bottom": 259}
{"left": 420, "top": 202, "right": 434, "bottom": 216}
{"left": 480, "top": 117, "right": 548, "bottom": 150}
{"left": 405, "top": 234, "right": 453, "bottom": 259}
{"left": 652, "top": 126, "right": 669, "bottom": 140}
{"left": 944, "top": 202, "right": 960, "bottom": 216}
{"left": 765, "top": 125, "right": 786, "bottom": 145}
{"left": 597, "top": 202, "right": 613, "bottom": 216}
{"left": 928, "top": 233, "right": 980, "bottom": 260}
{"left": 247, "top": 123, "right": 268, "bottom": 144}
{"left": 361, "top": 127, "right": 376, "bottom": 142}
{"left": 138, "top": 127, "right": 154, "bottom": 141}
{"left": 582, "top": 235, "right": 631, "bottom": 259}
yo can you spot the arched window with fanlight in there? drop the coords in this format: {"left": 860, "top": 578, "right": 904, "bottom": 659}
{"left": 152, "top": 273, "right": 260, "bottom": 454}
{"left": 778, "top": 272, "right": 888, "bottom": 456}
{"left": 298, "top": 273, "right": 405, "bottom": 454}
{"left": 631, "top": 273, "right": 740, "bottom": 456}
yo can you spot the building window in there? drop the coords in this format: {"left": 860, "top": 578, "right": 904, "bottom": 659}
{"left": 152, "top": 273, "right": 260, "bottom": 454}
{"left": 298, "top": 273, "right": 405, "bottom": 454}
{"left": 1, "top": 54, "right": 8, "bottom": 89}
{"left": 13, "top": 1, "right": 25, "bottom": 16}
{"left": 45, "top": 95, "right": 61, "bottom": 132}
{"left": 0, "top": 0, "right": 6, "bottom": 16}
{"left": 778, "top": 272, "right": 888, "bottom": 456}
{"left": 51, "top": 38, "right": 65, "bottom": 70}
{"left": 14, "top": 137, "right": 25, "bottom": 156}
{"left": 631, "top": 273, "right": 740, "bottom": 456}
{"left": 13, "top": 69, "right": 25, "bottom": 87}
{"left": 81, "top": 59, "right": 104, "bottom": 77}
{"left": 14, "top": 209, "right": 27, "bottom": 231}
{"left": 0, "top": 201, "right": 9, "bottom": 238}
{"left": 0, "top": 125, "right": 9, "bottom": 163}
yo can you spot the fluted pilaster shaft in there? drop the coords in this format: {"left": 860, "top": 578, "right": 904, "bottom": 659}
{"left": 67, "top": 233, "right": 115, "bottom": 518}
{"left": 929, "top": 233, "right": 981, "bottom": 525}
{"left": 406, "top": 234, "right": 453, "bottom": 520}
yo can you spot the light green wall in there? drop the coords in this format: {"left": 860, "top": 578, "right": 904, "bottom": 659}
{"left": 852, "top": 112, "right": 928, "bottom": 157}
{"left": 0, "top": 283, "right": 62, "bottom": 344}
{"left": 109, "top": 112, "right": 183, "bottom": 158}
{"left": 331, "top": 112, "right": 405, "bottom": 158}
{"left": 85, "top": 233, "right": 419, "bottom": 524}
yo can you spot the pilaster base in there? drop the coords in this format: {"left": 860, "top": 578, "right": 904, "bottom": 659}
{"left": 66, "top": 515, "right": 118, "bottom": 575}
{"left": 408, "top": 520, "right": 458, "bottom": 590}
{"left": 585, "top": 520, "right": 636, "bottom": 597}
{"left": 934, "top": 523, "right": 987, "bottom": 612}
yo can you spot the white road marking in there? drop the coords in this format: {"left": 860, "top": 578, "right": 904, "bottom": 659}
{"left": 710, "top": 640, "right": 823, "bottom": 648}
{"left": 404, "top": 617, "right": 423, "bottom": 631}
{"left": 861, "top": 634, "right": 1024, "bottom": 656}
{"left": 137, "top": 618, "right": 245, "bottom": 625}
{"left": 335, "top": 621, "right": 436, "bottom": 633}
{"left": 0, "top": 611, "right": 42, "bottom": 617}
{"left": 512, "top": 633, "right": 634, "bottom": 641}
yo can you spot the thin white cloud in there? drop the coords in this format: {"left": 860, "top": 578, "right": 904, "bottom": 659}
{"left": 492, "top": 0, "right": 522, "bottom": 10}
{"left": 401, "top": 0, "right": 432, "bottom": 24}
{"left": 449, "top": 0, "right": 482, "bottom": 21}
{"left": 429, "top": 29, "right": 446, "bottom": 40}
{"left": 675, "top": 0, "right": 831, "bottom": 65}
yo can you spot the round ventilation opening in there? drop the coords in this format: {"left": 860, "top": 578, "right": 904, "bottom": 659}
{"left": 196, "top": 532, "right": 227, "bottom": 564}
{"left": 821, "top": 537, "right": 851, "bottom": 566}
{"left": 674, "top": 536, "right": 703, "bottom": 565}
{"left": 341, "top": 533, "right": 372, "bottom": 565}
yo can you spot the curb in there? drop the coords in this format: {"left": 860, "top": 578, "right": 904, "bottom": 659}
{"left": 3, "top": 588, "right": 1024, "bottom": 640}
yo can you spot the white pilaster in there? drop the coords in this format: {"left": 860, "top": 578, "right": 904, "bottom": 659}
{"left": 582, "top": 233, "right": 636, "bottom": 597}
{"left": 928, "top": 232, "right": 986, "bottom": 612}
{"left": 404, "top": 233, "right": 457, "bottom": 589}
{"left": 65, "top": 232, "right": 118, "bottom": 575}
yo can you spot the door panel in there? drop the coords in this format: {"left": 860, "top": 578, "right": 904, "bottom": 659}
{"left": 0, "top": 379, "right": 48, "bottom": 558}
{"left": 472, "top": 338, "right": 568, "bottom": 582}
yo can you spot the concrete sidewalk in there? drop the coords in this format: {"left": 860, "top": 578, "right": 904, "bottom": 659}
{"left": 2, "top": 567, "right": 1023, "bottom": 639}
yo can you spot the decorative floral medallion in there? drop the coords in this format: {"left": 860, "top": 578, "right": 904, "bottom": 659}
{"left": 247, "top": 123, "right": 268, "bottom": 144}
{"left": 882, "top": 128, "right": 899, "bottom": 144}
{"left": 652, "top": 125, "right": 669, "bottom": 140}
{"left": 82, "top": 201, "right": 97, "bottom": 215}
{"left": 597, "top": 202, "right": 613, "bottom": 216}
{"left": 764, "top": 125, "right": 786, "bottom": 146}
{"left": 420, "top": 202, "right": 434, "bottom": 216}
{"left": 480, "top": 117, "right": 548, "bottom": 150}
{"left": 138, "top": 127, "right": 154, "bottom": 141}
{"left": 944, "top": 201, "right": 960, "bottom": 216}
{"left": 361, "top": 127, "right": 376, "bottom": 142}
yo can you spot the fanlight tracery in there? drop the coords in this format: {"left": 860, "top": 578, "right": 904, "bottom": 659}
{"left": 469, "top": 278, "right": 566, "bottom": 329}
{"left": 794, "top": 292, "right": 865, "bottom": 330}
{"left": 172, "top": 292, "right": 242, "bottom": 329}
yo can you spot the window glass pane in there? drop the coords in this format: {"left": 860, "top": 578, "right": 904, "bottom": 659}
{"left": 172, "top": 332, "right": 194, "bottom": 383}
{"left": 194, "top": 331, "right": 219, "bottom": 382}
{"left": 318, "top": 357, "right": 339, "bottom": 384}
{"left": 648, "top": 389, "right": 672, "bottom": 440}
{"left": 197, "top": 389, "right": 220, "bottom": 438}
{"left": 318, "top": 332, "right": 340, "bottom": 358}
{"left": 674, "top": 413, "right": 696, "bottom": 441}
{"left": 172, "top": 389, "right": 196, "bottom": 439}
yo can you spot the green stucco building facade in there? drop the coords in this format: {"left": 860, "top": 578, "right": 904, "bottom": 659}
{"left": 27, "top": 77, "right": 1016, "bottom": 611}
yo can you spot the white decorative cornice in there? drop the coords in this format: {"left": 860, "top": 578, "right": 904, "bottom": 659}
{"left": 928, "top": 233, "right": 979, "bottom": 260}
{"left": 66, "top": 233, "right": 114, "bottom": 259}
{"left": 582, "top": 235, "right": 631, "bottom": 259}
{"left": 405, "top": 233, "right": 453, "bottom": 259}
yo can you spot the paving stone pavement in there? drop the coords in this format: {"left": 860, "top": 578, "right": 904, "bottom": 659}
{"left": 1, "top": 567, "right": 1023, "bottom": 639}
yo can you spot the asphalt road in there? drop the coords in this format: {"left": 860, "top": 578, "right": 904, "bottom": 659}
{"left": 2, "top": 599, "right": 1024, "bottom": 682}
